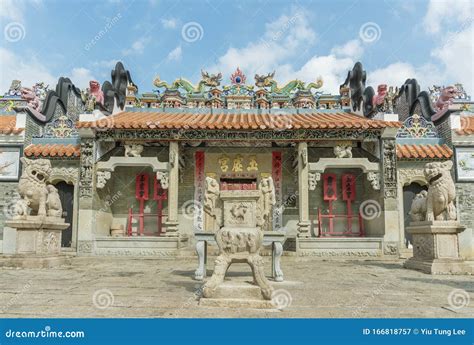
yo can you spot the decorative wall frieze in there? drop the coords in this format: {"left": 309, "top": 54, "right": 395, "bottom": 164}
{"left": 96, "top": 128, "right": 381, "bottom": 142}
{"left": 398, "top": 168, "right": 426, "bottom": 186}
{"left": 48, "top": 167, "right": 79, "bottom": 184}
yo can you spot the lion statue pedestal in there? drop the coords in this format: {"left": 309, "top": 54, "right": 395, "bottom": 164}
{"left": 1, "top": 158, "right": 71, "bottom": 268}
{"left": 200, "top": 189, "right": 275, "bottom": 308}
{"left": 404, "top": 161, "right": 472, "bottom": 274}
{"left": 404, "top": 221, "right": 470, "bottom": 274}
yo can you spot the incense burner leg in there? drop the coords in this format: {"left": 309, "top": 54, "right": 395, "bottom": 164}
{"left": 194, "top": 240, "right": 206, "bottom": 281}
{"left": 247, "top": 253, "right": 274, "bottom": 300}
{"left": 273, "top": 241, "right": 284, "bottom": 282}
{"left": 202, "top": 254, "right": 231, "bottom": 298}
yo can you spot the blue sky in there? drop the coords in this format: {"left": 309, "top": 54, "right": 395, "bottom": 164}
{"left": 0, "top": 0, "right": 472, "bottom": 95}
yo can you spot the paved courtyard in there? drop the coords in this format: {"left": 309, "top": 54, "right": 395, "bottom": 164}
{"left": 0, "top": 256, "right": 472, "bottom": 318}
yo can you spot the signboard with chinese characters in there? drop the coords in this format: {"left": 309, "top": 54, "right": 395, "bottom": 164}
{"left": 455, "top": 147, "right": 474, "bottom": 182}
{"left": 0, "top": 146, "right": 21, "bottom": 181}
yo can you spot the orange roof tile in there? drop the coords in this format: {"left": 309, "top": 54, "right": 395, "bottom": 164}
{"left": 76, "top": 111, "right": 402, "bottom": 131}
{"left": 396, "top": 144, "right": 453, "bottom": 160}
{"left": 456, "top": 116, "right": 474, "bottom": 135}
{"left": 0, "top": 115, "right": 23, "bottom": 135}
{"left": 24, "top": 144, "right": 81, "bottom": 158}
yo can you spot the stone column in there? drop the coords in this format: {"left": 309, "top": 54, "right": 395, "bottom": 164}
{"left": 77, "top": 134, "right": 95, "bottom": 254}
{"left": 380, "top": 130, "right": 400, "bottom": 255}
{"left": 164, "top": 141, "right": 179, "bottom": 236}
{"left": 297, "top": 142, "right": 311, "bottom": 237}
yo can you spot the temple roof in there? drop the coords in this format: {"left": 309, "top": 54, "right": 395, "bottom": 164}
{"left": 396, "top": 144, "right": 453, "bottom": 160}
{"left": 76, "top": 110, "right": 401, "bottom": 131}
{"left": 24, "top": 144, "right": 81, "bottom": 158}
{"left": 0, "top": 115, "right": 23, "bottom": 135}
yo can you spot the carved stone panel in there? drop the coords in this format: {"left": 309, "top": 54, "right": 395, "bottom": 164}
{"left": 382, "top": 139, "right": 397, "bottom": 198}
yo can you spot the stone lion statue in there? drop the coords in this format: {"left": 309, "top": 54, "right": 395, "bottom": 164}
{"left": 409, "top": 190, "right": 427, "bottom": 222}
{"left": 424, "top": 161, "right": 456, "bottom": 221}
{"left": 13, "top": 158, "right": 62, "bottom": 219}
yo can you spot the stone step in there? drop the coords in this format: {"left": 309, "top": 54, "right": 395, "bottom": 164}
{"left": 211, "top": 280, "right": 264, "bottom": 299}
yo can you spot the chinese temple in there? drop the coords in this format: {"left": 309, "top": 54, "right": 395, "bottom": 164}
{"left": 0, "top": 61, "right": 473, "bottom": 262}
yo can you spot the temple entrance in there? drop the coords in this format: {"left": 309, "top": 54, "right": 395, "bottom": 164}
{"left": 403, "top": 182, "right": 428, "bottom": 247}
{"left": 55, "top": 181, "right": 74, "bottom": 247}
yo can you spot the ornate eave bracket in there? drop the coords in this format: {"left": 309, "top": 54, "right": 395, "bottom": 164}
{"left": 366, "top": 172, "right": 381, "bottom": 190}
{"left": 156, "top": 171, "right": 169, "bottom": 189}
{"left": 96, "top": 171, "right": 111, "bottom": 189}
{"left": 308, "top": 172, "right": 321, "bottom": 190}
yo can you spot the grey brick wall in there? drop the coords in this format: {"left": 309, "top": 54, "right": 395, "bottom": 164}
{"left": 0, "top": 182, "right": 18, "bottom": 235}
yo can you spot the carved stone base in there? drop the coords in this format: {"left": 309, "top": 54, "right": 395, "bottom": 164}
{"left": 404, "top": 221, "right": 470, "bottom": 274}
{"left": 202, "top": 227, "right": 274, "bottom": 301}
{"left": 5, "top": 216, "right": 70, "bottom": 255}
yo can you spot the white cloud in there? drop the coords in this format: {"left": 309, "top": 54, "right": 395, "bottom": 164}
{"left": 0, "top": 48, "right": 96, "bottom": 94}
{"left": 167, "top": 45, "right": 182, "bottom": 61}
{"left": 423, "top": 0, "right": 472, "bottom": 34}
{"left": 0, "top": 47, "right": 56, "bottom": 93}
{"left": 161, "top": 18, "right": 177, "bottom": 29}
{"left": 0, "top": 0, "right": 42, "bottom": 22}
{"left": 431, "top": 23, "right": 473, "bottom": 93}
{"left": 122, "top": 36, "right": 151, "bottom": 56}
{"left": 208, "top": 7, "right": 317, "bottom": 78}
{"left": 331, "top": 39, "right": 364, "bottom": 60}
{"left": 70, "top": 67, "right": 96, "bottom": 90}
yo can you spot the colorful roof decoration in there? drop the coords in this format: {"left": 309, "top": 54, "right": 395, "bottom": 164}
{"left": 76, "top": 110, "right": 401, "bottom": 131}
{"left": 24, "top": 144, "right": 80, "bottom": 158}
{"left": 0, "top": 115, "right": 23, "bottom": 135}
{"left": 456, "top": 116, "right": 474, "bottom": 136}
{"left": 396, "top": 144, "right": 453, "bottom": 160}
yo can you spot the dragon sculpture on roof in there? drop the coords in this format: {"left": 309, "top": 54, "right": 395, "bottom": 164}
{"left": 254, "top": 72, "right": 323, "bottom": 94}
{"left": 153, "top": 70, "right": 222, "bottom": 93}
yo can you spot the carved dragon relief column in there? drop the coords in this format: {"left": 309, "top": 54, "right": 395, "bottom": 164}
{"left": 297, "top": 142, "right": 311, "bottom": 238}
{"left": 164, "top": 141, "right": 179, "bottom": 236}
{"left": 77, "top": 133, "right": 95, "bottom": 254}
{"left": 381, "top": 130, "right": 401, "bottom": 255}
